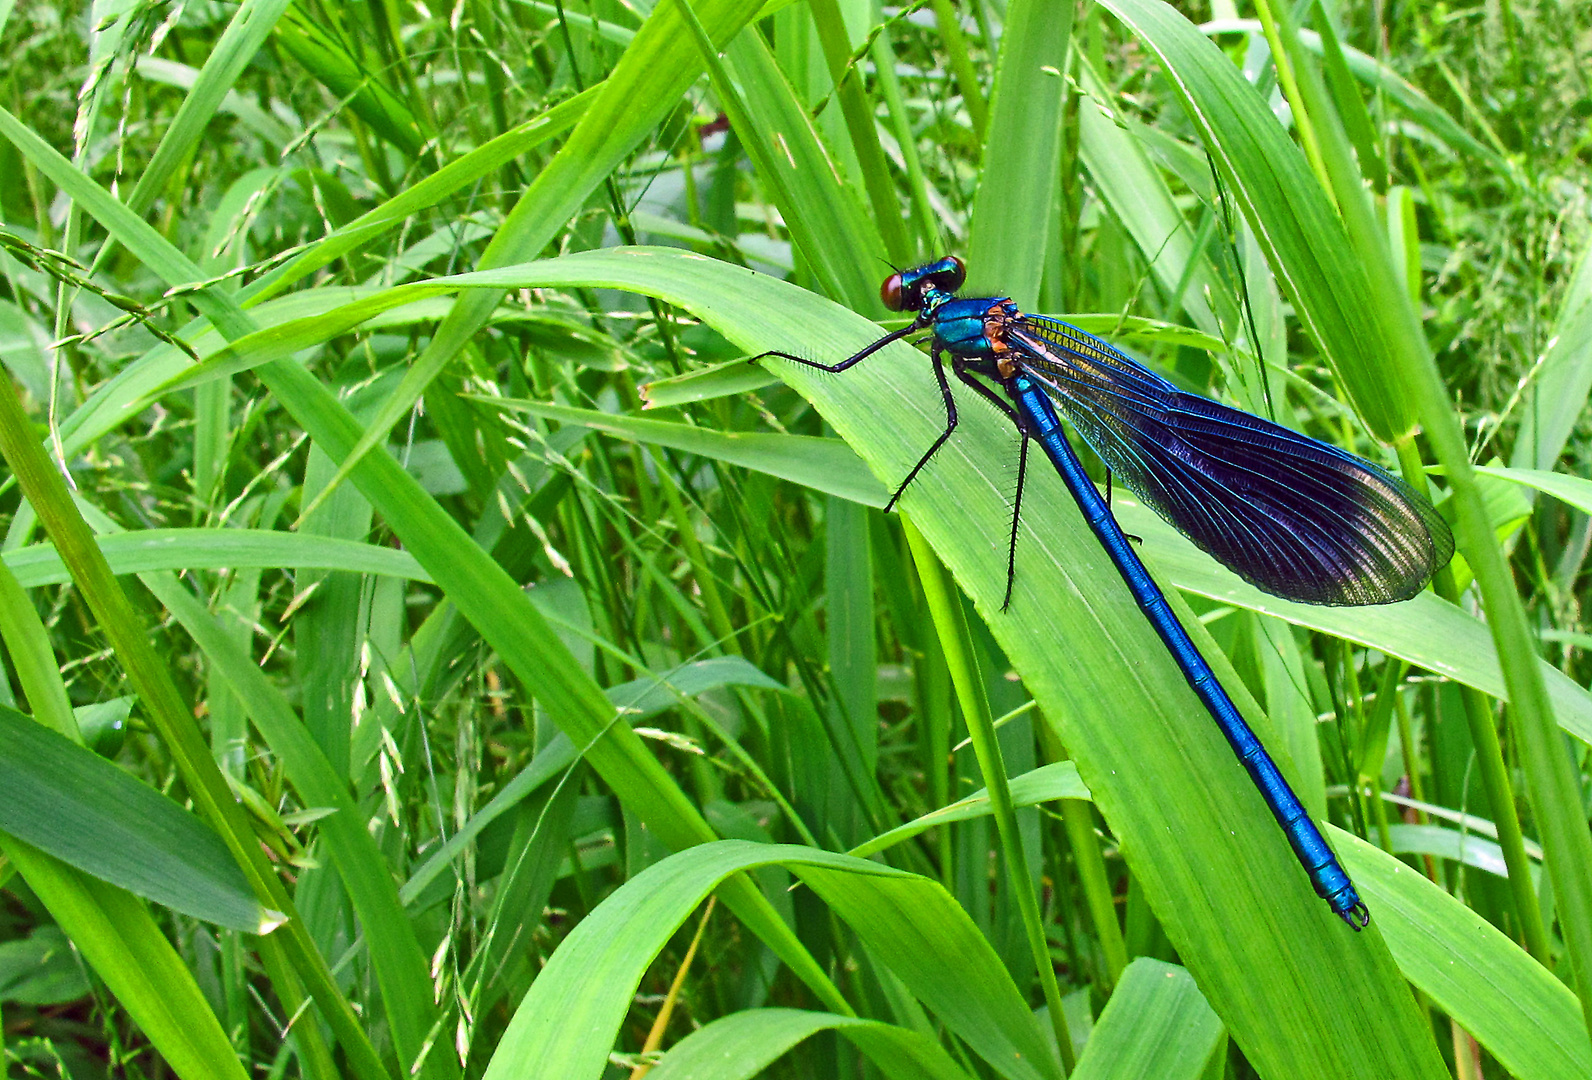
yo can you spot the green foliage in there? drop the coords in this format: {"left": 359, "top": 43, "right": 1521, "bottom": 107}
{"left": 0, "top": 0, "right": 1588, "bottom": 1078}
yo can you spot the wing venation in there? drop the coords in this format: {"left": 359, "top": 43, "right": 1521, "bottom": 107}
{"left": 1011, "top": 316, "right": 1454, "bottom": 606}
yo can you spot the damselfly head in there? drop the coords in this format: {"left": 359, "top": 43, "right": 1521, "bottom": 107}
{"left": 881, "top": 256, "right": 966, "bottom": 312}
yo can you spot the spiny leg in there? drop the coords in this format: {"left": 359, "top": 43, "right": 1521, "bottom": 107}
{"left": 747, "top": 321, "right": 923, "bottom": 374}
{"left": 951, "top": 369, "right": 1031, "bottom": 609}
{"left": 884, "top": 347, "right": 960, "bottom": 512}
{"left": 1004, "top": 433, "right": 1031, "bottom": 612}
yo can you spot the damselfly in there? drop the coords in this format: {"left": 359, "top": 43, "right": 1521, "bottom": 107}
{"left": 756, "top": 256, "right": 1454, "bottom": 927}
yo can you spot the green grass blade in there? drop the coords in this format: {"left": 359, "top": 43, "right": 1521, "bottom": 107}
{"left": 482, "top": 840, "right": 1060, "bottom": 1080}
{"left": 1074, "top": 59, "right": 1224, "bottom": 339}
{"left": 802, "top": 0, "right": 912, "bottom": 265}
{"left": 271, "top": 8, "right": 429, "bottom": 157}
{"left": 1095, "top": 0, "right": 1413, "bottom": 441}
{"left": 1070, "top": 959, "right": 1223, "bottom": 1080}
{"left": 240, "top": 87, "right": 599, "bottom": 308}
{"left": 0, "top": 840, "right": 251, "bottom": 1080}
{"left": 0, "top": 707, "right": 271, "bottom": 932}
{"left": 848, "top": 761, "right": 1087, "bottom": 859}
{"left": 964, "top": 0, "right": 1070, "bottom": 306}
{"left": 1339, "top": 831, "right": 1591, "bottom": 1080}
{"left": 2, "top": 529, "right": 428, "bottom": 587}
{"left": 647, "top": 1008, "right": 976, "bottom": 1080}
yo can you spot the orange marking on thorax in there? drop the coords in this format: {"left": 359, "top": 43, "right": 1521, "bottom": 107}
{"left": 982, "top": 300, "right": 1021, "bottom": 378}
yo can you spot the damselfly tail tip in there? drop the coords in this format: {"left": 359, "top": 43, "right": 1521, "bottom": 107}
{"left": 1339, "top": 901, "right": 1371, "bottom": 931}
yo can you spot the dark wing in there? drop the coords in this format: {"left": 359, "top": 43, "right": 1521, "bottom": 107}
{"left": 1009, "top": 315, "right": 1454, "bottom": 606}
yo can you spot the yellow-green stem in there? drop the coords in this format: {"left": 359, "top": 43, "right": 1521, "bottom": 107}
{"left": 904, "top": 517, "right": 1075, "bottom": 1074}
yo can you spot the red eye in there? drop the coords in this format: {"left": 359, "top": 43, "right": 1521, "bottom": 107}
{"left": 880, "top": 273, "right": 905, "bottom": 311}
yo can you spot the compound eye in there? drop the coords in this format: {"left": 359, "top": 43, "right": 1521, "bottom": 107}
{"left": 880, "top": 273, "right": 906, "bottom": 311}
{"left": 936, "top": 255, "right": 966, "bottom": 292}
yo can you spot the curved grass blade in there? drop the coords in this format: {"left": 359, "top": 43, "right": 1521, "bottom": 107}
{"left": 646, "top": 1008, "right": 975, "bottom": 1080}
{"left": 1071, "top": 959, "right": 1224, "bottom": 1080}
{"left": 480, "top": 840, "right": 1060, "bottom": 1080}
{"left": 1338, "top": 830, "right": 1591, "bottom": 1080}
{"left": 0, "top": 706, "right": 273, "bottom": 932}
{"left": 1094, "top": 0, "right": 1412, "bottom": 442}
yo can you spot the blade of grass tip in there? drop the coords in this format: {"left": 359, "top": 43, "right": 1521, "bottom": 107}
{"left": 297, "top": 0, "right": 769, "bottom": 528}
{"left": 904, "top": 517, "right": 1075, "bottom": 1074}
{"left": 1278, "top": 0, "right": 1555, "bottom": 966}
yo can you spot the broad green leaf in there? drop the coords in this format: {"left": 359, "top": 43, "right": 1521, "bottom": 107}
{"left": 0, "top": 707, "right": 271, "bottom": 931}
{"left": 481, "top": 840, "right": 1060, "bottom": 1080}
{"left": 1071, "top": 959, "right": 1224, "bottom": 1080}
{"left": 647, "top": 1008, "right": 974, "bottom": 1080}
{"left": 1340, "top": 830, "right": 1592, "bottom": 1080}
{"left": 0, "top": 839, "right": 251, "bottom": 1080}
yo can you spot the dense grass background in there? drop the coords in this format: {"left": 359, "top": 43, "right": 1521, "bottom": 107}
{"left": 0, "top": 0, "right": 1589, "bottom": 1077}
